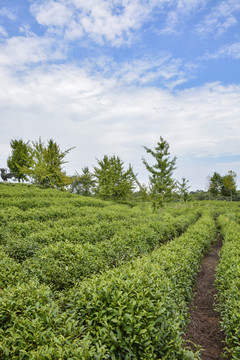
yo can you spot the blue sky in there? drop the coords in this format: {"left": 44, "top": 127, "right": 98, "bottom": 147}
{"left": 0, "top": 0, "right": 240, "bottom": 190}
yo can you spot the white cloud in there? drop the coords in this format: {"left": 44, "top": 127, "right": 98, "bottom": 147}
{"left": 1, "top": 0, "right": 240, "bottom": 190}
{"left": 196, "top": 0, "right": 240, "bottom": 37}
{"left": 205, "top": 42, "right": 240, "bottom": 59}
{"left": 0, "top": 26, "right": 8, "bottom": 37}
{"left": 31, "top": 1, "right": 73, "bottom": 27}
{"left": 81, "top": 53, "right": 196, "bottom": 89}
{"left": 157, "top": 0, "right": 206, "bottom": 34}
{"left": 0, "top": 8, "right": 16, "bottom": 20}
{"left": 30, "top": 0, "right": 152, "bottom": 46}
{"left": 30, "top": 0, "right": 207, "bottom": 46}
{"left": 0, "top": 35, "right": 66, "bottom": 68}
{"left": 0, "top": 61, "right": 240, "bottom": 190}
{"left": 27, "top": 0, "right": 239, "bottom": 46}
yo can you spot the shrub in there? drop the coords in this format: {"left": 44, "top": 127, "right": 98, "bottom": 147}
{"left": 0, "top": 250, "right": 24, "bottom": 288}
{"left": 0, "top": 280, "right": 94, "bottom": 359}
{"left": 61, "top": 213, "right": 216, "bottom": 359}
{"left": 216, "top": 215, "right": 240, "bottom": 359}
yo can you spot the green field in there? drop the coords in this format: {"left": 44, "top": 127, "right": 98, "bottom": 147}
{"left": 0, "top": 183, "right": 240, "bottom": 359}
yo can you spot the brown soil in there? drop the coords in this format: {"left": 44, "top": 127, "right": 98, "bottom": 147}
{"left": 183, "top": 234, "right": 228, "bottom": 360}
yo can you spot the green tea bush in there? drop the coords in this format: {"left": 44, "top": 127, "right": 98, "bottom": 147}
{"left": 0, "top": 183, "right": 222, "bottom": 359}
{"left": 0, "top": 249, "right": 24, "bottom": 288}
{"left": 62, "top": 213, "right": 216, "bottom": 359}
{"left": 216, "top": 215, "right": 240, "bottom": 359}
{"left": 1, "top": 219, "right": 51, "bottom": 240}
{"left": 70, "top": 197, "right": 107, "bottom": 208}
{"left": 0, "top": 280, "right": 95, "bottom": 359}
{"left": 24, "top": 241, "right": 109, "bottom": 290}
{"left": 0, "top": 198, "right": 52, "bottom": 210}
{"left": 23, "top": 211, "right": 199, "bottom": 290}
{"left": 0, "top": 207, "right": 23, "bottom": 225}
{"left": 24, "top": 219, "right": 132, "bottom": 247}
{"left": 18, "top": 206, "right": 79, "bottom": 222}
{"left": 51, "top": 210, "right": 100, "bottom": 227}
{"left": 0, "top": 183, "right": 108, "bottom": 208}
{"left": 1, "top": 205, "right": 78, "bottom": 223}
{"left": 4, "top": 237, "right": 42, "bottom": 262}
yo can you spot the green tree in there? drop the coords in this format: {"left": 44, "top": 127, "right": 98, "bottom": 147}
{"left": 177, "top": 178, "right": 190, "bottom": 202}
{"left": 22, "top": 138, "right": 74, "bottom": 190}
{"left": 133, "top": 179, "right": 150, "bottom": 202}
{"left": 142, "top": 136, "right": 177, "bottom": 207}
{"left": 209, "top": 172, "right": 223, "bottom": 198}
{"left": 94, "top": 155, "right": 135, "bottom": 201}
{"left": 7, "top": 139, "right": 32, "bottom": 182}
{"left": 70, "top": 167, "right": 95, "bottom": 196}
{"left": 222, "top": 171, "right": 237, "bottom": 201}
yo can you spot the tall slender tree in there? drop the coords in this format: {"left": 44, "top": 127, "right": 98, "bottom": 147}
{"left": 7, "top": 139, "right": 32, "bottom": 182}
{"left": 142, "top": 136, "right": 177, "bottom": 206}
{"left": 70, "top": 167, "right": 95, "bottom": 196}
{"left": 177, "top": 177, "right": 190, "bottom": 202}
{"left": 94, "top": 155, "right": 135, "bottom": 201}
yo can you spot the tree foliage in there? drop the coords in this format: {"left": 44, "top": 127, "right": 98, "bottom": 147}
{"left": 21, "top": 138, "right": 74, "bottom": 190}
{"left": 70, "top": 167, "right": 95, "bottom": 196}
{"left": 209, "top": 172, "right": 223, "bottom": 198}
{"left": 208, "top": 171, "right": 237, "bottom": 200}
{"left": 93, "top": 155, "right": 135, "bottom": 201}
{"left": 7, "top": 139, "right": 32, "bottom": 182}
{"left": 132, "top": 174, "right": 150, "bottom": 202}
{"left": 142, "top": 136, "right": 177, "bottom": 206}
{"left": 177, "top": 178, "right": 190, "bottom": 202}
{"left": 222, "top": 171, "right": 237, "bottom": 201}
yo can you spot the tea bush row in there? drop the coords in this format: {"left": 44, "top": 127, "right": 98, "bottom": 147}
{"left": 63, "top": 212, "right": 216, "bottom": 359}
{"left": 0, "top": 183, "right": 104, "bottom": 204}
{"left": 0, "top": 248, "right": 24, "bottom": 289}
{"left": 2, "top": 217, "right": 137, "bottom": 248}
{"left": 0, "top": 280, "right": 91, "bottom": 360}
{"left": 5, "top": 208, "right": 196, "bottom": 249}
{"left": 1, "top": 207, "right": 171, "bottom": 261}
{"left": 0, "top": 201, "right": 148, "bottom": 225}
{"left": 19, "top": 210, "right": 200, "bottom": 290}
{"left": 1, "top": 208, "right": 128, "bottom": 239}
{"left": 0, "top": 212, "right": 216, "bottom": 359}
{"left": 0, "top": 194, "right": 109, "bottom": 210}
{"left": 216, "top": 215, "right": 240, "bottom": 359}
{"left": 17, "top": 219, "right": 138, "bottom": 247}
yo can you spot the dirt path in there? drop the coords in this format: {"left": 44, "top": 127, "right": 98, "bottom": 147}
{"left": 183, "top": 234, "right": 227, "bottom": 360}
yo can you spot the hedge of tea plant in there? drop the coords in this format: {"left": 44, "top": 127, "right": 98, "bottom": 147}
{"left": 216, "top": 215, "right": 240, "bottom": 359}
{"left": 0, "top": 183, "right": 202, "bottom": 291}
{"left": 2, "top": 219, "right": 136, "bottom": 263}
{"left": 0, "top": 280, "right": 93, "bottom": 359}
{"left": 59, "top": 211, "right": 217, "bottom": 359}
{"left": 1, "top": 183, "right": 220, "bottom": 359}
{"left": 21, "top": 210, "right": 200, "bottom": 290}
{"left": 0, "top": 211, "right": 216, "bottom": 359}
{"left": 0, "top": 248, "right": 25, "bottom": 288}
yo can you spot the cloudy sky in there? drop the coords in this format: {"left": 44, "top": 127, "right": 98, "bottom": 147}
{"left": 0, "top": 0, "right": 240, "bottom": 190}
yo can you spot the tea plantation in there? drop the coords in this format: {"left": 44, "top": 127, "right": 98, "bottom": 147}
{"left": 0, "top": 183, "right": 240, "bottom": 359}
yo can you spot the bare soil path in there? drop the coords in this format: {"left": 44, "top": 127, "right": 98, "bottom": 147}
{"left": 183, "top": 234, "right": 227, "bottom": 360}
